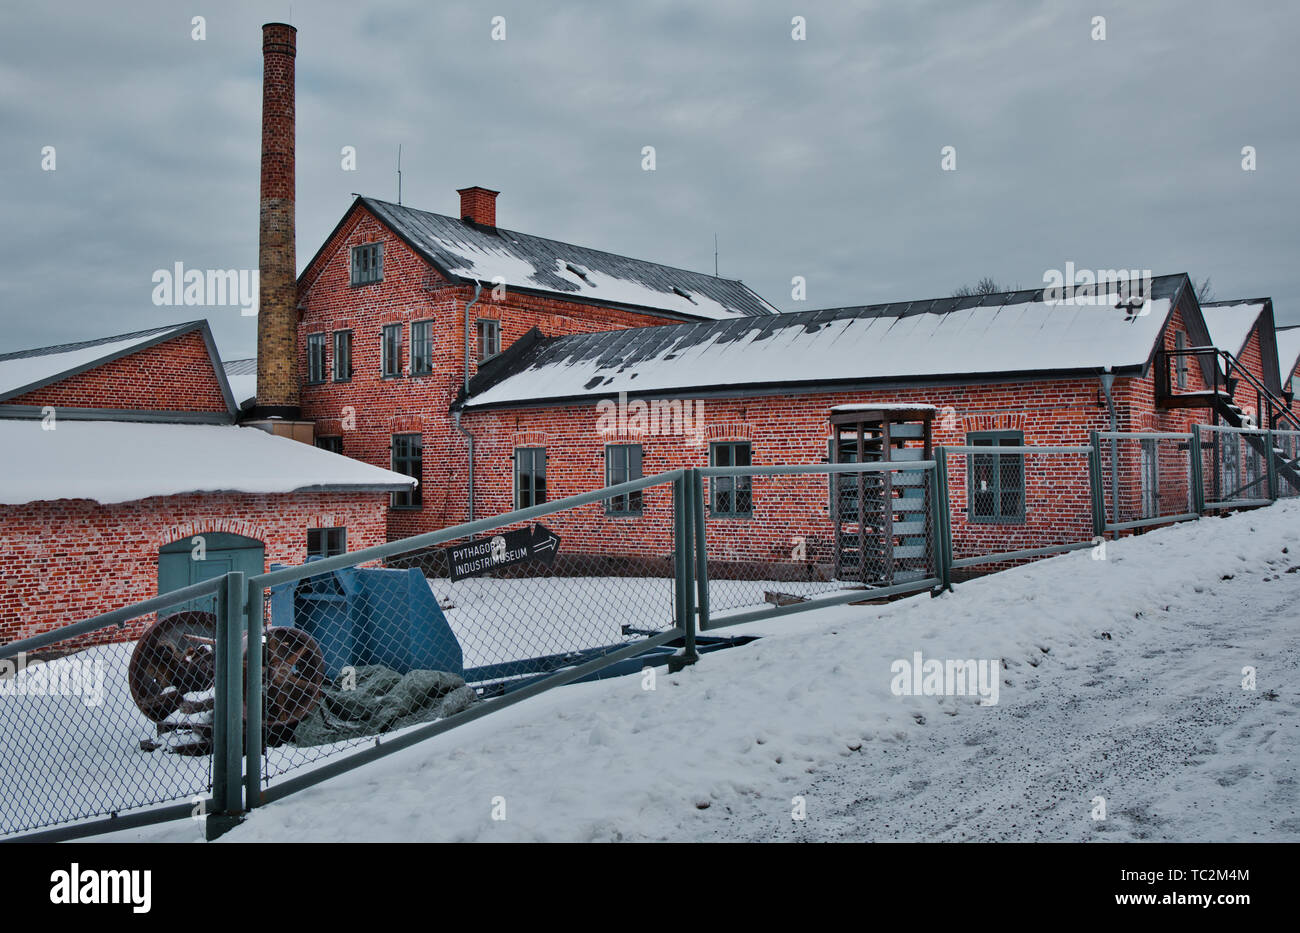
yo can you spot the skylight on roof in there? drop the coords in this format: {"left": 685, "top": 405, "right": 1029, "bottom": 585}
{"left": 672, "top": 286, "right": 697, "bottom": 305}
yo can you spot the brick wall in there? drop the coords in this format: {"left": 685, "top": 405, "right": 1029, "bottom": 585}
{"left": 0, "top": 490, "right": 388, "bottom": 643}
{"left": 7, "top": 331, "right": 229, "bottom": 413}
{"left": 296, "top": 204, "right": 691, "bottom": 540}
{"left": 456, "top": 379, "right": 1127, "bottom": 569}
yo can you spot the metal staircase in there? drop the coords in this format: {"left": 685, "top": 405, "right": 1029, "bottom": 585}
{"left": 1156, "top": 345, "right": 1300, "bottom": 494}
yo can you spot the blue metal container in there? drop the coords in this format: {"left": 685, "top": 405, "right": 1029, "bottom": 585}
{"left": 269, "top": 564, "right": 463, "bottom": 679}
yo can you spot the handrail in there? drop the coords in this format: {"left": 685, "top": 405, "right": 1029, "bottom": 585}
{"left": 1159, "top": 346, "right": 1297, "bottom": 430}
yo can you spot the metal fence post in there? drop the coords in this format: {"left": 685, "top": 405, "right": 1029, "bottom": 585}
{"left": 1088, "top": 430, "right": 1106, "bottom": 538}
{"left": 692, "top": 468, "right": 711, "bottom": 632}
{"left": 207, "top": 571, "right": 245, "bottom": 840}
{"left": 244, "top": 578, "right": 264, "bottom": 809}
{"left": 1266, "top": 429, "right": 1279, "bottom": 501}
{"left": 1190, "top": 424, "right": 1206, "bottom": 515}
{"left": 930, "top": 450, "right": 952, "bottom": 592}
{"left": 669, "top": 469, "right": 698, "bottom": 670}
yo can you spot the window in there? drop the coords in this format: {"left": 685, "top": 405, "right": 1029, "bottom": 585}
{"left": 306, "top": 333, "right": 327, "bottom": 384}
{"left": 381, "top": 323, "right": 403, "bottom": 377}
{"left": 307, "top": 527, "right": 347, "bottom": 558}
{"left": 605, "top": 444, "right": 643, "bottom": 515}
{"left": 411, "top": 320, "right": 434, "bottom": 375}
{"left": 967, "top": 431, "right": 1024, "bottom": 523}
{"left": 333, "top": 330, "right": 353, "bottom": 382}
{"left": 316, "top": 435, "right": 343, "bottom": 454}
{"left": 391, "top": 433, "right": 422, "bottom": 509}
{"left": 477, "top": 319, "right": 501, "bottom": 363}
{"left": 709, "top": 441, "right": 752, "bottom": 517}
{"left": 350, "top": 243, "right": 383, "bottom": 286}
{"left": 1174, "top": 330, "right": 1189, "bottom": 389}
{"left": 515, "top": 447, "right": 547, "bottom": 509}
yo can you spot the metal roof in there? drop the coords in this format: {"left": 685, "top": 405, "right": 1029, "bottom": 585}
{"left": 334, "top": 197, "right": 779, "bottom": 320}
{"left": 462, "top": 274, "right": 1196, "bottom": 409}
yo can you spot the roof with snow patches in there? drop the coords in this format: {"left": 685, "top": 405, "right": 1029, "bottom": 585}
{"left": 1276, "top": 326, "right": 1300, "bottom": 384}
{"left": 0, "top": 420, "right": 415, "bottom": 506}
{"left": 461, "top": 274, "right": 1196, "bottom": 409}
{"left": 320, "top": 197, "right": 778, "bottom": 321}
{"left": 1200, "top": 300, "right": 1268, "bottom": 356}
{"left": 0, "top": 322, "right": 206, "bottom": 401}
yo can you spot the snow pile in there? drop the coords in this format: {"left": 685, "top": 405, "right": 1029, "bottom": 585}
{"left": 90, "top": 502, "right": 1300, "bottom": 842}
{"left": 0, "top": 420, "right": 415, "bottom": 505}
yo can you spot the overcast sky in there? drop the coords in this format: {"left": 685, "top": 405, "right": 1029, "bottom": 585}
{"left": 2, "top": 0, "right": 1298, "bottom": 361}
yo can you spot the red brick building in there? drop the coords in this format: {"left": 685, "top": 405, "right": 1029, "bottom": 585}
{"left": 294, "top": 189, "right": 777, "bottom": 538}
{"left": 0, "top": 321, "right": 413, "bottom": 642}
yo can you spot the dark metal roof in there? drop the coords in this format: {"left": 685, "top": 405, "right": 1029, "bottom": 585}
{"left": 462, "top": 274, "right": 1195, "bottom": 409}
{"left": 222, "top": 357, "right": 257, "bottom": 376}
{"left": 0, "top": 322, "right": 195, "bottom": 363}
{"left": 350, "top": 197, "right": 778, "bottom": 320}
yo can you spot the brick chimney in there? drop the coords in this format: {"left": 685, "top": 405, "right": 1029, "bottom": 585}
{"left": 457, "top": 186, "right": 499, "bottom": 227}
{"left": 255, "top": 22, "right": 299, "bottom": 418}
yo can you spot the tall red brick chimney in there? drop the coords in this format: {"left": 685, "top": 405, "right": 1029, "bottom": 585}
{"left": 256, "top": 22, "right": 299, "bottom": 417}
{"left": 457, "top": 186, "right": 499, "bottom": 227}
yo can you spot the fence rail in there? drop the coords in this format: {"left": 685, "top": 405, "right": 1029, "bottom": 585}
{"left": 3, "top": 424, "right": 1294, "bottom": 841}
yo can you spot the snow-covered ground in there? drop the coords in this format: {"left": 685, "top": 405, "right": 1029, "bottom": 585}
{"left": 82, "top": 501, "right": 1300, "bottom": 842}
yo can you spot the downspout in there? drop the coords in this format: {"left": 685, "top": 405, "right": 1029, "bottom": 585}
{"left": 453, "top": 281, "right": 483, "bottom": 522}
{"left": 1100, "top": 370, "right": 1119, "bottom": 535}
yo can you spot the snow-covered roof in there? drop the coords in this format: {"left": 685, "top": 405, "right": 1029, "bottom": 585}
{"left": 0, "top": 323, "right": 195, "bottom": 400}
{"left": 223, "top": 358, "right": 257, "bottom": 407}
{"left": 1277, "top": 326, "right": 1300, "bottom": 383}
{"left": 1200, "top": 300, "right": 1267, "bottom": 356}
{"left": 332, "top": 197, "right": 779, "bottom": 321}
{"left": 0, "top": 420, "right": 415, "bottom": 506}
{"left": 463, "top": 276, "right": 1190, "bottom": 409}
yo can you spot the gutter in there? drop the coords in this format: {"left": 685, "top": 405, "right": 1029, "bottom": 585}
{"left": 1100, "top": 371, "right": 1119, "bottom": 534}
{"left": 454, "top": 281, "right": 483, "bottom": 522}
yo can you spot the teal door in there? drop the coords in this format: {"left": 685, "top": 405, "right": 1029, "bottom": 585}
{"left": 158, "top": 533, "right": 265, "bottom": 615}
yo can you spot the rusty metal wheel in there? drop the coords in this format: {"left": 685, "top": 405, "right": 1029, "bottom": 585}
{"left": 243, "top": 626, "right": 327, "bottom": 740}
{"left": 127, "top": 611, "right": 218, "bottom": 722}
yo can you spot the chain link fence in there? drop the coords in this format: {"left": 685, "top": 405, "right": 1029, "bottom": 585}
{"left": 6, "top": 428, "right": 1296, "bottom": 840}
{"left": 246, "top": 472, "right": 688, "bottom": 792}
{"left": 0, "top": 578, "right": 233, "bottom": 839}
{"left": 942, "top": 444, "right": 1097, "bottom": 574}
{"left": 1272, "top": 428, "right": 1300, "bottom": 499}
{"left": 1097, "top": 431, "right": 1197, "bottom": 531}
{"left": 1199, "top": 424, "right": 1272, "bottom": 509}
{"left": 699, "top": 463, "right": 940, "bottom": 628}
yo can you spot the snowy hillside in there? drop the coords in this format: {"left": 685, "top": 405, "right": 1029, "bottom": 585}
{"left": 99, "top": 502, "right": 1300, "bottom": 843}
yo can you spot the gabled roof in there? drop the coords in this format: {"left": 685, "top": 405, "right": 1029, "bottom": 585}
{"left": 1200, "top": 299, "right": 1269, "bottom": 356}
{"left": 1276, "top": 326, "right": 1300, "bottom": 385}
{"left": 462, "top": 274, "right": 1197, "bottom": 409}
{"left": 0, "top": 320, "right": 239, "bottom": 418}
{"left": 1201, "top": 298, "right": 1281, "bottom": 394}
{"left": 0, "top": 420, "right": 414, "bottom": 506}
{"left": 303, "top": 196, "right": 779, "bottom": 321}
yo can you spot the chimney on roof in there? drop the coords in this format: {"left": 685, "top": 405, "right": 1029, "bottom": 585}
{"left": 255, "top": 22, "right": 299, "bottom": 418}
{"left": 457, "top": 186, "right": 499, "bottom": 227}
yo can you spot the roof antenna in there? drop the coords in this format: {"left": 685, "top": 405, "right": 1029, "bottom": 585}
{"left": 396, "top": 144, "right": 402, "bottom": 205}
{"left": 714, "top": 234, "right": 719, "bottom": 277}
